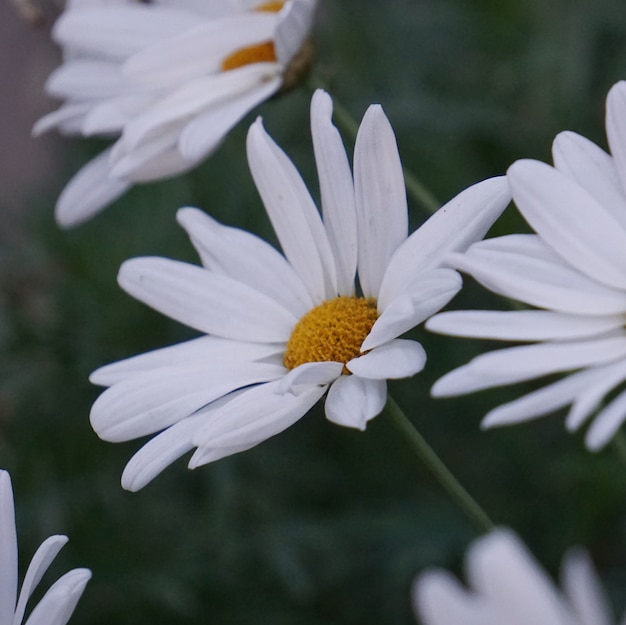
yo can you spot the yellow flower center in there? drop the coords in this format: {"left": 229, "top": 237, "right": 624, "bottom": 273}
{"left": 283, "top": 297, "right": 379, "bottom": 371}
{"left": 220, "top": 2, "right": 284, "bottom": 72}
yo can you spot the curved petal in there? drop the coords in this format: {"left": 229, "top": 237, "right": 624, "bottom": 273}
{"left": 448, "top": 235, "right": 626, "bottom": 315}
{"left": 324, "top": 375, "right": 386, "bottom": 430}
{"left": 508, "top": 159, "right": 626, "bottom": 290}
{"left": 606, "top": 81, "right": 626, "bottom": 195}
{"left": 118, "top": 256, "right": 298, "bottom": 342}
{"left": 585, "top": 388, "right": 626, "bottom": 451}
{"left": 426, "top": 310, "right": 625, "bottom": 342}
{"left": 13, "top": 536, "right": 69, "bottom": 625}
{"left": 247, "top": 118, "right": 336, "bottom": 301}
{"left": 552, "top": 130, "right": 626, "bottom": 230}
{"left": 354, "top": 104, "right": 407, "bottom": 298}
{"left": 55, "top": 148, "right": 130, "bottom": 228}
{"left": 277, "top": 361, "right": 343, "bottom": 394}
{"left": 310, "top": 89, "right": 357, "bottom": 295}
{"left": 0, "top": 471, "right": 17, "bottom": 625}
{"left": 378, "top": 176, "right": 510, "bottom": 305}
{"left": 274, "top": 0, "right": 317, "bottom": 66}
{"left": 362, "top": 269, "right": 461, "bottom": 351}
{"left": 176, "top": 207, "right": 312, "bottom": 316}
{"left": 22, "top": 568, "right": 91, "bottom": 625}
{"left": 192, "top": 379, "right": 326, "bottom": 448}
{"left": 90, "top": 361, "right": 284, "bottom": 441}
{"left": 347, "top": 339, "right": 426, "bottom": 379}
{"left": 90, "top": 335, "right": 283, "bottom": 386}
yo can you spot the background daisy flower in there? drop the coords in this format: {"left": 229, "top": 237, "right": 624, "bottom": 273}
{"left": 0, "top": 470, "right": 91, "bottom": 625}
{"left": 34, "top": 0, "right": 317, "bottom": 227}
{"left": 414, "top": 528, "right": 620, "bottom": 625}
{"left": 427, "top": 81, "right": 626, "bottom": 451}
{"left": 88, "top": 89, "right": 510, "bottom": 491}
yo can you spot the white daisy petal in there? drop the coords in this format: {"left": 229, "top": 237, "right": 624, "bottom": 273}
{"left": 566, "top": 360, "right": 626, "bottom": 432}
{"left": 552, "top": 130, "right": 626, "bottom": 229}
{"left": 324, "top": 376, "right": 387, "bottom": 430}
{"left": 362, "top": 269, "right": 461, "bottom": 351}
{"left": 0, "top": 471, "right": 17, "bottom": 625}
{"left": 427, "top": 310, "right": 625, "bottom": 342}
{"left": 90, "top": 335, "right": 282, "bottom": 386}
{"left": 176, "top": 207, "right": 312, "bottom": 316}
{"left": 275, "top": 0, "right": 317, "bottom": 66}
{"left": 278, "top": 361, "right": 343, "bottom": 394}
{"left": 354, "top": 104, "right": 407, "bottom": 298}
{"left": 55, "top": 148, "right": 130, "bottom": 228}
{"left": 414, "top": 529, "right": 617, "bottom": 625}
{"left": 508, "top": 159, "right": 626, "bottom": 290}
{"left": 90, "top": 361, "right": 284, "bottom": 441}
{"left": 378, "top": 176, "right": 510, "bottom": 305}
{"left": 562, "top": 549, "right": 613, "bottom": 625}
{"left": 606, "top": 81, "right": 626, "bottom": 194}
{"left": 434, "top": 336, "right": 626, "bottom": 395}
{"left": 347, "top": 339, "right": 426, "bottom": 379}
{"left": 0, "top": 471, "right": 89, "bottom": 625}
{"left": 21, "top": 568, "right": 92, "bottom": 625}
{"left": 481, "top": 368, "right": 603, "bottom": 428}
{"left": 448, "top": 235, "right": 626, "bottom": 315}
{"left": 585, "top": 388, "right": 626, "bottom": 451}
{"left": 247, "top": 118, "right": 336, "bottom": 300}
{"left": 118, "top": 257, "right": 298, "bottom": 342}
{"left": 311, "top": 89, "right": 357, "bottom": 295}
{"left": 13, "top": 536, "right": 69, "bottom": 625}
{"left": 193, "top": 380, "right": 326, "bottom": 449}
{"left": 121, "top": 416, "right": 201, "bottom": 491}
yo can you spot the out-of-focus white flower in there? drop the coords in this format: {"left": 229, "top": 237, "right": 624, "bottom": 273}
{"left": 414, "top": 528, "right": 622, "bottom": 625}
{"left": 88, "top": 89, "right": 510, "bottom": 491}
{"left": 428, "top": 81, "right": 626, "bottom": 451}
{"left": 0, "top": 470, "right": 91, "bottom": 625}
{"left": 35, "top": 0, "right": 317, "bottom": 227}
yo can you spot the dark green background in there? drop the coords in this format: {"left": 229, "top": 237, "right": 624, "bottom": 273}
{"left": 3, "top": 0, "right": 626, "bottom": 622}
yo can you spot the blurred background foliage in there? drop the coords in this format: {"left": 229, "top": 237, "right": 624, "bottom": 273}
{"left": 3, "top": 0, "right": 626, "bottom": 623}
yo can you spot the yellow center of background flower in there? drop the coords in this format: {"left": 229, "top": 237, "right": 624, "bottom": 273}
{"left": 220, "top": 2, "right": 283, "bottom": 71}
{"left": 283, "top": 296, "right": 379, "bottom": 371}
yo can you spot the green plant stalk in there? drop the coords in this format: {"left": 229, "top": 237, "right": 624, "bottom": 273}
{"left": 384, "top": 395, "right": 495, "bottom": 534}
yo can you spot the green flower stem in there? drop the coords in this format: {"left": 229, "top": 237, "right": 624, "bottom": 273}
{"left": 383, "top": 395, "right": 495, "bottom": 534}
{"left": 612, "top": 431, "right": 626, "bottom": 467}
{"left": 306, "top": 77, "right": 441, "bottom": 215}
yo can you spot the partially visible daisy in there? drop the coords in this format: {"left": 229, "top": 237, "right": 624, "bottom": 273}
{"left": 34, "top": 0, "right": 317, "bottom": 227}
{"left": 414, "top": 528, "right": 622, "bottom": 625}
{"left": 0, "top": 470, "right": 91, "bottom": 625}
{"left": 428, "top": 80, "right": 626, "bottom": 451}
{"left": 88, "top": 89, "right": 510, "bottom": 491}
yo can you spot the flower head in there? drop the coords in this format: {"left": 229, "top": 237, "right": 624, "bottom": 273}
{"left": 428, "top": 81, "right": 626, "bottom": 451}
{"left": 414, "top": 528, "right": 620, "bottom": 625}
{"left": 34, "top": 0, "right": 317, "bottom": 227}
{"left": 89, "top": 89, "right": 510, "bottom": 491}
{"left": 0, "top": 470, "right": 91, "bottom": 625}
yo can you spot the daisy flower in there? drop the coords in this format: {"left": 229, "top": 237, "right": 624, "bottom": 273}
{"left": 427, "top": 81, "right": 626, "bottom": 451}
{"left": 34, "top": 0, "right": 317, "bottom": 227}
{"left": 0, "top": 470, "right": 91, "bottom": 625}
{"left": 88, "top": 89, "right": 510, "bottom": 491}
{"left": 414, "top": 528, "right": 622, "bottom": 625}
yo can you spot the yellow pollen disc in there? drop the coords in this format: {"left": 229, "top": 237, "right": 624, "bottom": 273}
{"left": 283, "top": 296, "right": 379, "bottom": 372}
{"left": 254, "top": 1, "right": 284, "bottom": 12}
{"left": 221, "top": 41, "right": 277, "bottom": 72}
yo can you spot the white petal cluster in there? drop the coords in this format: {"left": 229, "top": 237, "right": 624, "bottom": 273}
{"left": 0, "top": 470, "right": 91, "bottom": 625}
{"left": 414, "top": 528, "right": 622, "bottom": 625}
{"left": 35, "top": 0, "right": 317, "bottom": 227}
{"left": 428, "top": 81, "right": 626, "bottom": 450}
{"left": 89, "top": 89, "right": 510, "bottom": 491}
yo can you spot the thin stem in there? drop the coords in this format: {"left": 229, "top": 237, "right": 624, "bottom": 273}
{"left": 612, "top": 431, "right": 626, "bottom": 468}
{"left": 384, "top": 395, "right": 495, "bottom": 534}
{"left": 306, "top": 77, "right": 441, "bottom": 215}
